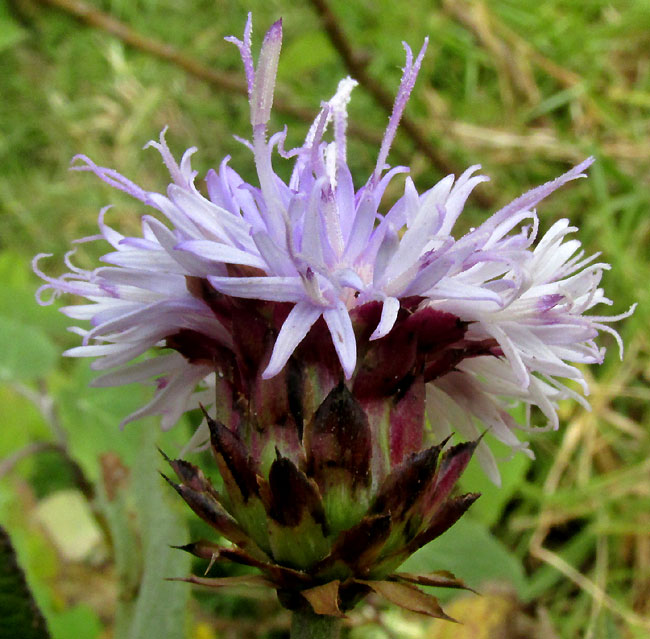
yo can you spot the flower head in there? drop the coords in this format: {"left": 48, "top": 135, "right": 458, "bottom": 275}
{"left": 35, "top": 15, "right": 632, "bottom": 480}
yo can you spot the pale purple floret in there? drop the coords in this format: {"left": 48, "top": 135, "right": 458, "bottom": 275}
{"left": 35, "top": 15, "right": 633, "bottom": 477}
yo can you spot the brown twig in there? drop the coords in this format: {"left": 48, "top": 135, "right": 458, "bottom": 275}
{"left": 32, "top": 0, "right": 271, "bottom": 109}
{"left": 31, "top": 0, "right": 497, "bottom": 207}
{"left": 307, "top": 0, "right": 496, "bottom": 209}
{"left": 30, "top": 0, "right": 388, "bottom": 145}
{"left": 527, "top": 342, "right": 650, "bottom": 632}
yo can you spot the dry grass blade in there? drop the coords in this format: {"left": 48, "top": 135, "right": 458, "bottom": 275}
{"left": 529, "top": 336, "right": 650, "bottom": 632}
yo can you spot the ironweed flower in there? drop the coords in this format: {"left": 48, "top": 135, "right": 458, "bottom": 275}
{"left": 35, "top": 15, "right": 632, "bottom": 482}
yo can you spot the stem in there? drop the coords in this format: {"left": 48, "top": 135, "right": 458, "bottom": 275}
{"left": 290, "top": 608, "right": 341, "bottom": 639}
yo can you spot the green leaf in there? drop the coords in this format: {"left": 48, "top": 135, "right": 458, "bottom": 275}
{"left": 0, "top": 526, "right": 51, "bottom": 639}
{"left": 0, "top": 384, "right": 50, "bottom": 465}
{"left": 98, "top": 465, "right": 142, "bottom": 635}
{"left": 458, "top": 438, "right": 531, "bottom": 528}
{"left": 0, "top": 251, "right": 72, "bottom": 337}
{"left": 48, "top": 605, "right": 102, "bottom": 639}
{"left": 56, "top": 360, "right": 174, "bottom": 480}
{"left": 0, "top": 6, "right": 27, "bottom": 53}
{"left": 277, "top": 30, "right": 336, "bottom": 77}
{"left": 121, "top": 426, "right": 191, "bottom": 639}
{"left": 400, "top": 517, "right": 528, "bottom": 597}
{"left": 0, "top": 316, "right": 58, "bottom": 381}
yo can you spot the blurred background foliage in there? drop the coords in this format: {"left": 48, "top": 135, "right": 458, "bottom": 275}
{"left": 0, "top": 0, "right": 649, "bottom": 637}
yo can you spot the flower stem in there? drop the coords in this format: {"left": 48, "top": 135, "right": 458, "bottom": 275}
{"left": 290, "top": 608, "right": 341, "bottom": 639}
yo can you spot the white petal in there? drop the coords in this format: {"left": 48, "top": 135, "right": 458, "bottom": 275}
{"left": 370, "top": 296, "right": 400, "bottom": 340}
{"left": 91, "top": 353, "right": 186, "bottom": 387}
{"left": 120, "top": 364, "right": 212, "bottom": 429}
{"left": 208, "top": 275, "right": 305, "bottom": 302}
{"left": 263, "top": 302, "right": 322, "bottom": 378}
{"left": 251, "top": 20, "right": 282, "bottom": 127}
{"left": 252, "top": 231, "right": 294, "bottom": 275}
{"left": 323, "top": 300, "right": 356, "bottom": 378}
{"left": 343, "top": 193, "right": 377, "bottom": 262}
{"left": 489, "top": 324, "right": 530, "bottom": 388}
{"left": 486, "top": 158, "right": 594, "bottom": 230}
{"left": 177, "top": 239, "right": 266, "bottom": 270}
